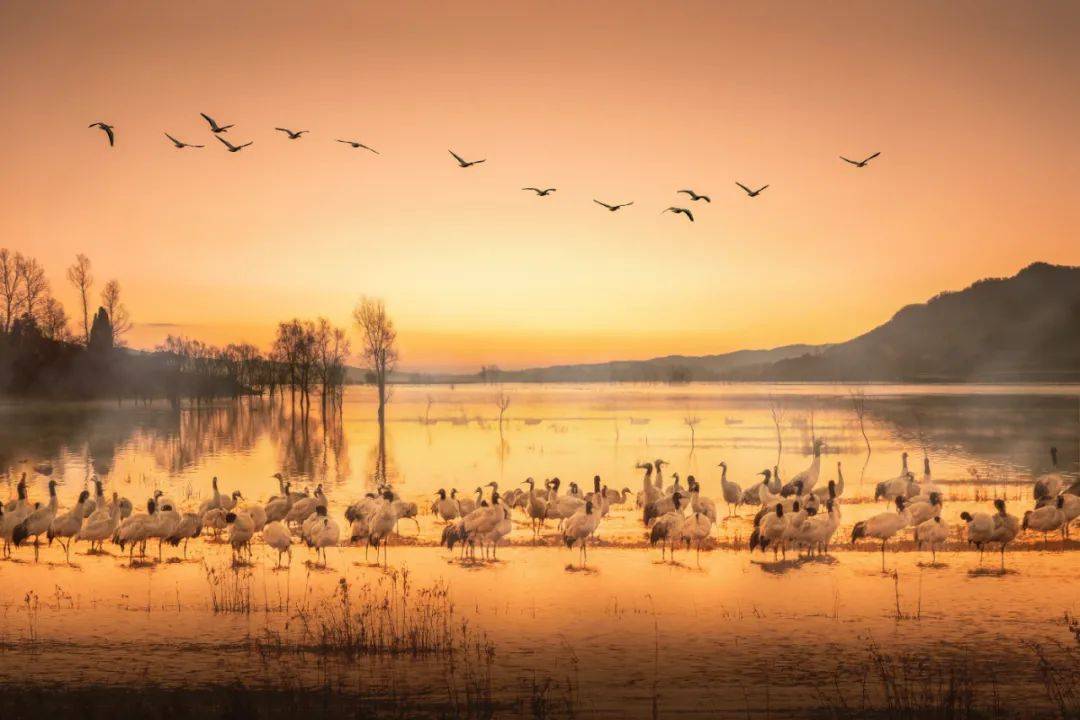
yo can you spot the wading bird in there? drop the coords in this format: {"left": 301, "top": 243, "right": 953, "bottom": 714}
{"left": 562, "top": 500, "right": 600, "bottom": 568}
{"left": 1033, "top": 447, "right": 1065, "bottom": 502}
{"left": 662, "top": 207, "right": 694, "bottom": 222}
{"left": 164, "top": 133, "right": 203, "bottom": 149}
{"left": 200, "top": 113, "right": 234, "bottom": 133}
{"left": 851, "top": 495, "right": 911, "bottom": 569}
{"left": 913, "top": 515, "right": 949, "bottom": 563}
{"left": 449, "top": 150, "right": 485, "bottom": 167}
{"left": 1023, "top": 495, "right": 1067, "bottom": 546}
{"left": 718, "top": 462, "right": 741, "bottom": 516}
{"left": 88, "top": 122, "right": 115, "bottom": 146}
{"left": 735, "top": 182, "right": 768, "bottom": 197}
{"left": 262, "top": 520, "right": 292, "bottom": 568}
{"left": 13, "top": 479, "right": 59, "bottom": 561}
{"left": 840, "top": 151, "right": 880, "bottom": 168}
{"left": 47, "top": 490, "right": 90, "bottom": 564}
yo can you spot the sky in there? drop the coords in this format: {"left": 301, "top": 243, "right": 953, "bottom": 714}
{"left": 1, "top": 1, "right": 1078, "bottom": 372}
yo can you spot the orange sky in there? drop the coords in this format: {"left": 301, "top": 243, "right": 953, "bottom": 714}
{"left": 2, "top": 1, "right": 1078, "bottom": 372}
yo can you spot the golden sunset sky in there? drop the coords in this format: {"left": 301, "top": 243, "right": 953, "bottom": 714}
{"left": 1, "top": 1, "right": 1077, "bottom": 372}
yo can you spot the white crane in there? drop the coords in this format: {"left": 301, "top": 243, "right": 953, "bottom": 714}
{"left": 717, "top": 462, "right": 742, "bottom": 517}
{"left": 1, "top": 476, "right": 30, "bottom": 558}
{"left": 851, "top": 495, "right": 911, "bottom": 569}
{"left": 562, "top": 500, "right": 600, "bottom": 568}
{"left": 1023, "top": 495, "right": 1067, "bottom": 546}
{"left": 77, "top": 491, "right": 123, "bottom": 554}
{"left": 750, "top": 503, "right": 789, "bottom": 560}
{"left": 46, "top": 489, "right": 91, "bottom": 563}
{"left": 679, "top": 510, "right": 714, "bottom": 563}
{"left": 262, "top": 520, "right": 292, "bottom": 568}
{"left": 432, "top": 488, "right": 461, "bottom": 522}
{"left": 309, "top": 508, "right": 340, "bottom": 567}
{"left": 114, "top": 498, "right": 159, "bottom": 563}
{"left": 648, "top": 493, "right": 688, "bottom": 561}
{"left": 225, "top": 510, "right": 255, "bottom": 562}
{"left": 1032, "top": 447, "right": 1065, "bottom": 502}
{"left": 782, "top": 439, "right": 825, "bottom": 496}
{"left": 989, "top": 499, "right": 1020, "bottom": 568}
{"left": 913, "top": 516, "right": 949, "bottom": 564}
{"left": 165, "top": 511, "right": 202, "bottom": 558}
{"left": 12, "top": 479, "right": 59, "bottom": 561}
{"left": 687, "top": 478, "right": 717, "bottom": 523}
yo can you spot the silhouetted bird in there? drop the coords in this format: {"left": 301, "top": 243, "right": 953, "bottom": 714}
{"left": 88, "top": 122, "right": 114, "bottom": 146}
{"left": 677, "top": 189, "right": 710, "bottom": 202}
{"left": 164, "top": 133, "right": 204, "bottom": 149}
{"left": 216, "top": 136, "right": 253, "bottom": 152}
{"left": 200, "top": 113, "right": 234, "bottom": 134}
{"left": 593, "top": 200, "right": 633, "bottom": 212}
{"left": 336, "top": 139, "right": 379, "bottom": 153}
{"left": 523, "top": 187, "right": 556, "bottom": 196}
{"left": 840, "top": 152, "right": 881, "bottom": 168}
{"left": 275, "top": 128, "right": 308, "bottom": 139}
{"left": 449, "top": 150, "right": 485, "bottom": 168}
{"left": 736, "top": 182, "right": 769, "bottom": 197}
{"left": 663, "top": 207, "right": 694, "bottom": 222}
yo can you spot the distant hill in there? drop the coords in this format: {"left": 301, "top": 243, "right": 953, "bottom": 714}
{"left": 488, "top": 344, "right": 829, "bottom": 383}
{"left": 727, "top": 262, "right": 1080, "bottom": 382}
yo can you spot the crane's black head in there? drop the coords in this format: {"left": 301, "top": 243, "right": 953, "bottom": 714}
{"left": 316, "top": 505, "right": 328, "bottom": 517}
{"left": 382, "top": 490, "right": 394, "bottom": 501}
{"left": 450, "top": 488, "right": 458, "bottom": 498}
{"left": 94, "top": 478, "right": 103, "bottom": 493}
{"left": 895, "top": 496, "right": 906, "bottom": 511}
{"left": 759, "top": 469, "right": 771, "bottom": 479}
{"left": 161, "top": 504, "right": 174, "bottom": 512}
{"left": 792, "top": 501, "right": 800, "bottom": 512}
{"left": 78, "top": 490, "right": 90, "bottom": 503}
{"left": 687, "top": 475, "right": 696, "bottom": 485}
{"left": 551, "top": 477, "right": 561, "bottom": 489}
{"left": 492, "top": 491, "right": 501, "bottom": 504}
{"left": 774, "top": 503, "right": 784, "bottom": 517}
{"left": 930, "top": 492, "right": 941, "bottom": 505}
{"left": 1056, "top": 495, "right": 1065, "bottom": 509}
{"left": 233, "top": 490, "right": 243, "bottom": 500}
{"left": 147, "top": 498, "right": 157, "bottom": 513}
{"left": 960, "top": 511, "right": 973, "bottom": 522}
{"left": 436, "top": 488, "right": 446, "bottom": 499}
{"left": 48, "top": 479, "right": 58, "bottom": 493}
{"left": 212, "top": 476, "right": 219, "bottom": 488}
{"left": 522, "top": 477, "right": 534, "bottom": 487}
{"left": 585, "top": 500, "right": 594, "bottom": 514}
{"left": 225, "top": 512, "right": 237, "bottom": 523}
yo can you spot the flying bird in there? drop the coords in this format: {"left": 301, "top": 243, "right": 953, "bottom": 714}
{"left": 522, "top": 187, "right": 556, "bottom": 196}
{"left": 336, "top": 139, "right": 379, "bottom": 153}
{"left": 88, "top": 122, "right": 114, "bottom": 146}
{"left": 677, "top": 189, "right": 710, "bottom": 202}
{"left": 449, "top": 150, "right": 485, "bottom": 168}
{"left": 164, "top": 133, "right": 203, "bottom": 149}
{"left": 840, "top": 151, "right": 881, "bottom": 168}
{"left": 200, "top": 113, "right": 234, "bottom": 134}
{"left": 593, "top": 200, "right": 633, "bottom": 212}
{"left": 275, "top": 128, "right": 308, "bottom": 139}
{"left": 663, "top": 207, "right": 694, "bottom": 222}
{"left": 216, "top": 136, "right": 253, "bottom": 152}
{"left": 736, "top": 182, "right": 769, "bottom": 197}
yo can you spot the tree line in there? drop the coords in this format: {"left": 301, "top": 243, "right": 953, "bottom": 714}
{"left": 0, "top": 249, "right": 395, "bottom": 413}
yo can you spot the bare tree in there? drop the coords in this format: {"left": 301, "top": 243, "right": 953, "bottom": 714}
{"left": 15, "top": 255, "right": 48, "bottom": 321}
{"left": 849, "top": 388, "right": 871, "bottom": 455}
{"left": 495, "top": 390, "right": 511, "bottom": 434}
{"left": 314, "top": 317, "right": 351, "bottom": 405}
{"left": 39, "top": 297, "right": 70, "bottom": 341}
{"left": 353, "top": 297, "right": 398, "bottom": 482}
{"left": 0, "top": 249, "right": 22, "bottom": 333}
{"left": 66, "top": 254, "right": 93, "bottom": 344}
{"left": 100, "top": 279, "right": 133, "bottom": 345}
{"left": 684, "top": 413, "right": 701, "bottom": 450}
{"left": 768, "top": 396, "right": 785, "bottom": 464}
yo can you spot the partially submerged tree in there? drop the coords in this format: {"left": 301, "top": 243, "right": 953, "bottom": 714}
{"left": 684, "top": 413, "right": 701, "bottom": 450}
{"left": 353, "top": 297, "right": 398, "bottom": 482}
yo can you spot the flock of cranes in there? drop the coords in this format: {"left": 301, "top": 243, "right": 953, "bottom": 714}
{"left": 85, "top": 113, "right": 882, "bottom": 223}
{"left": 1, "top": 445, "right": 1074, "bottom": 571}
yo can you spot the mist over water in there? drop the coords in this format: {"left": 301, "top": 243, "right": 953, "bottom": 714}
{"left": 2, "top": 383, "right": 1079, "bottom": 718}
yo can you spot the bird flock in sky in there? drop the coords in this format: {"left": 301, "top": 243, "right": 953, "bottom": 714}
{"left": 86, "top": 115, "right": 882, "bottom": 223}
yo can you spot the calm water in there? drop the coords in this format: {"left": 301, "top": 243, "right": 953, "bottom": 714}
{"left": 1, "top": 383, "right": 1079, "bottom": 717}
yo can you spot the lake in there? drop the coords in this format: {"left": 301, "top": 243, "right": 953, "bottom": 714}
{"left": 1, "top": 383, "right": 1079, "bottom": 718}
